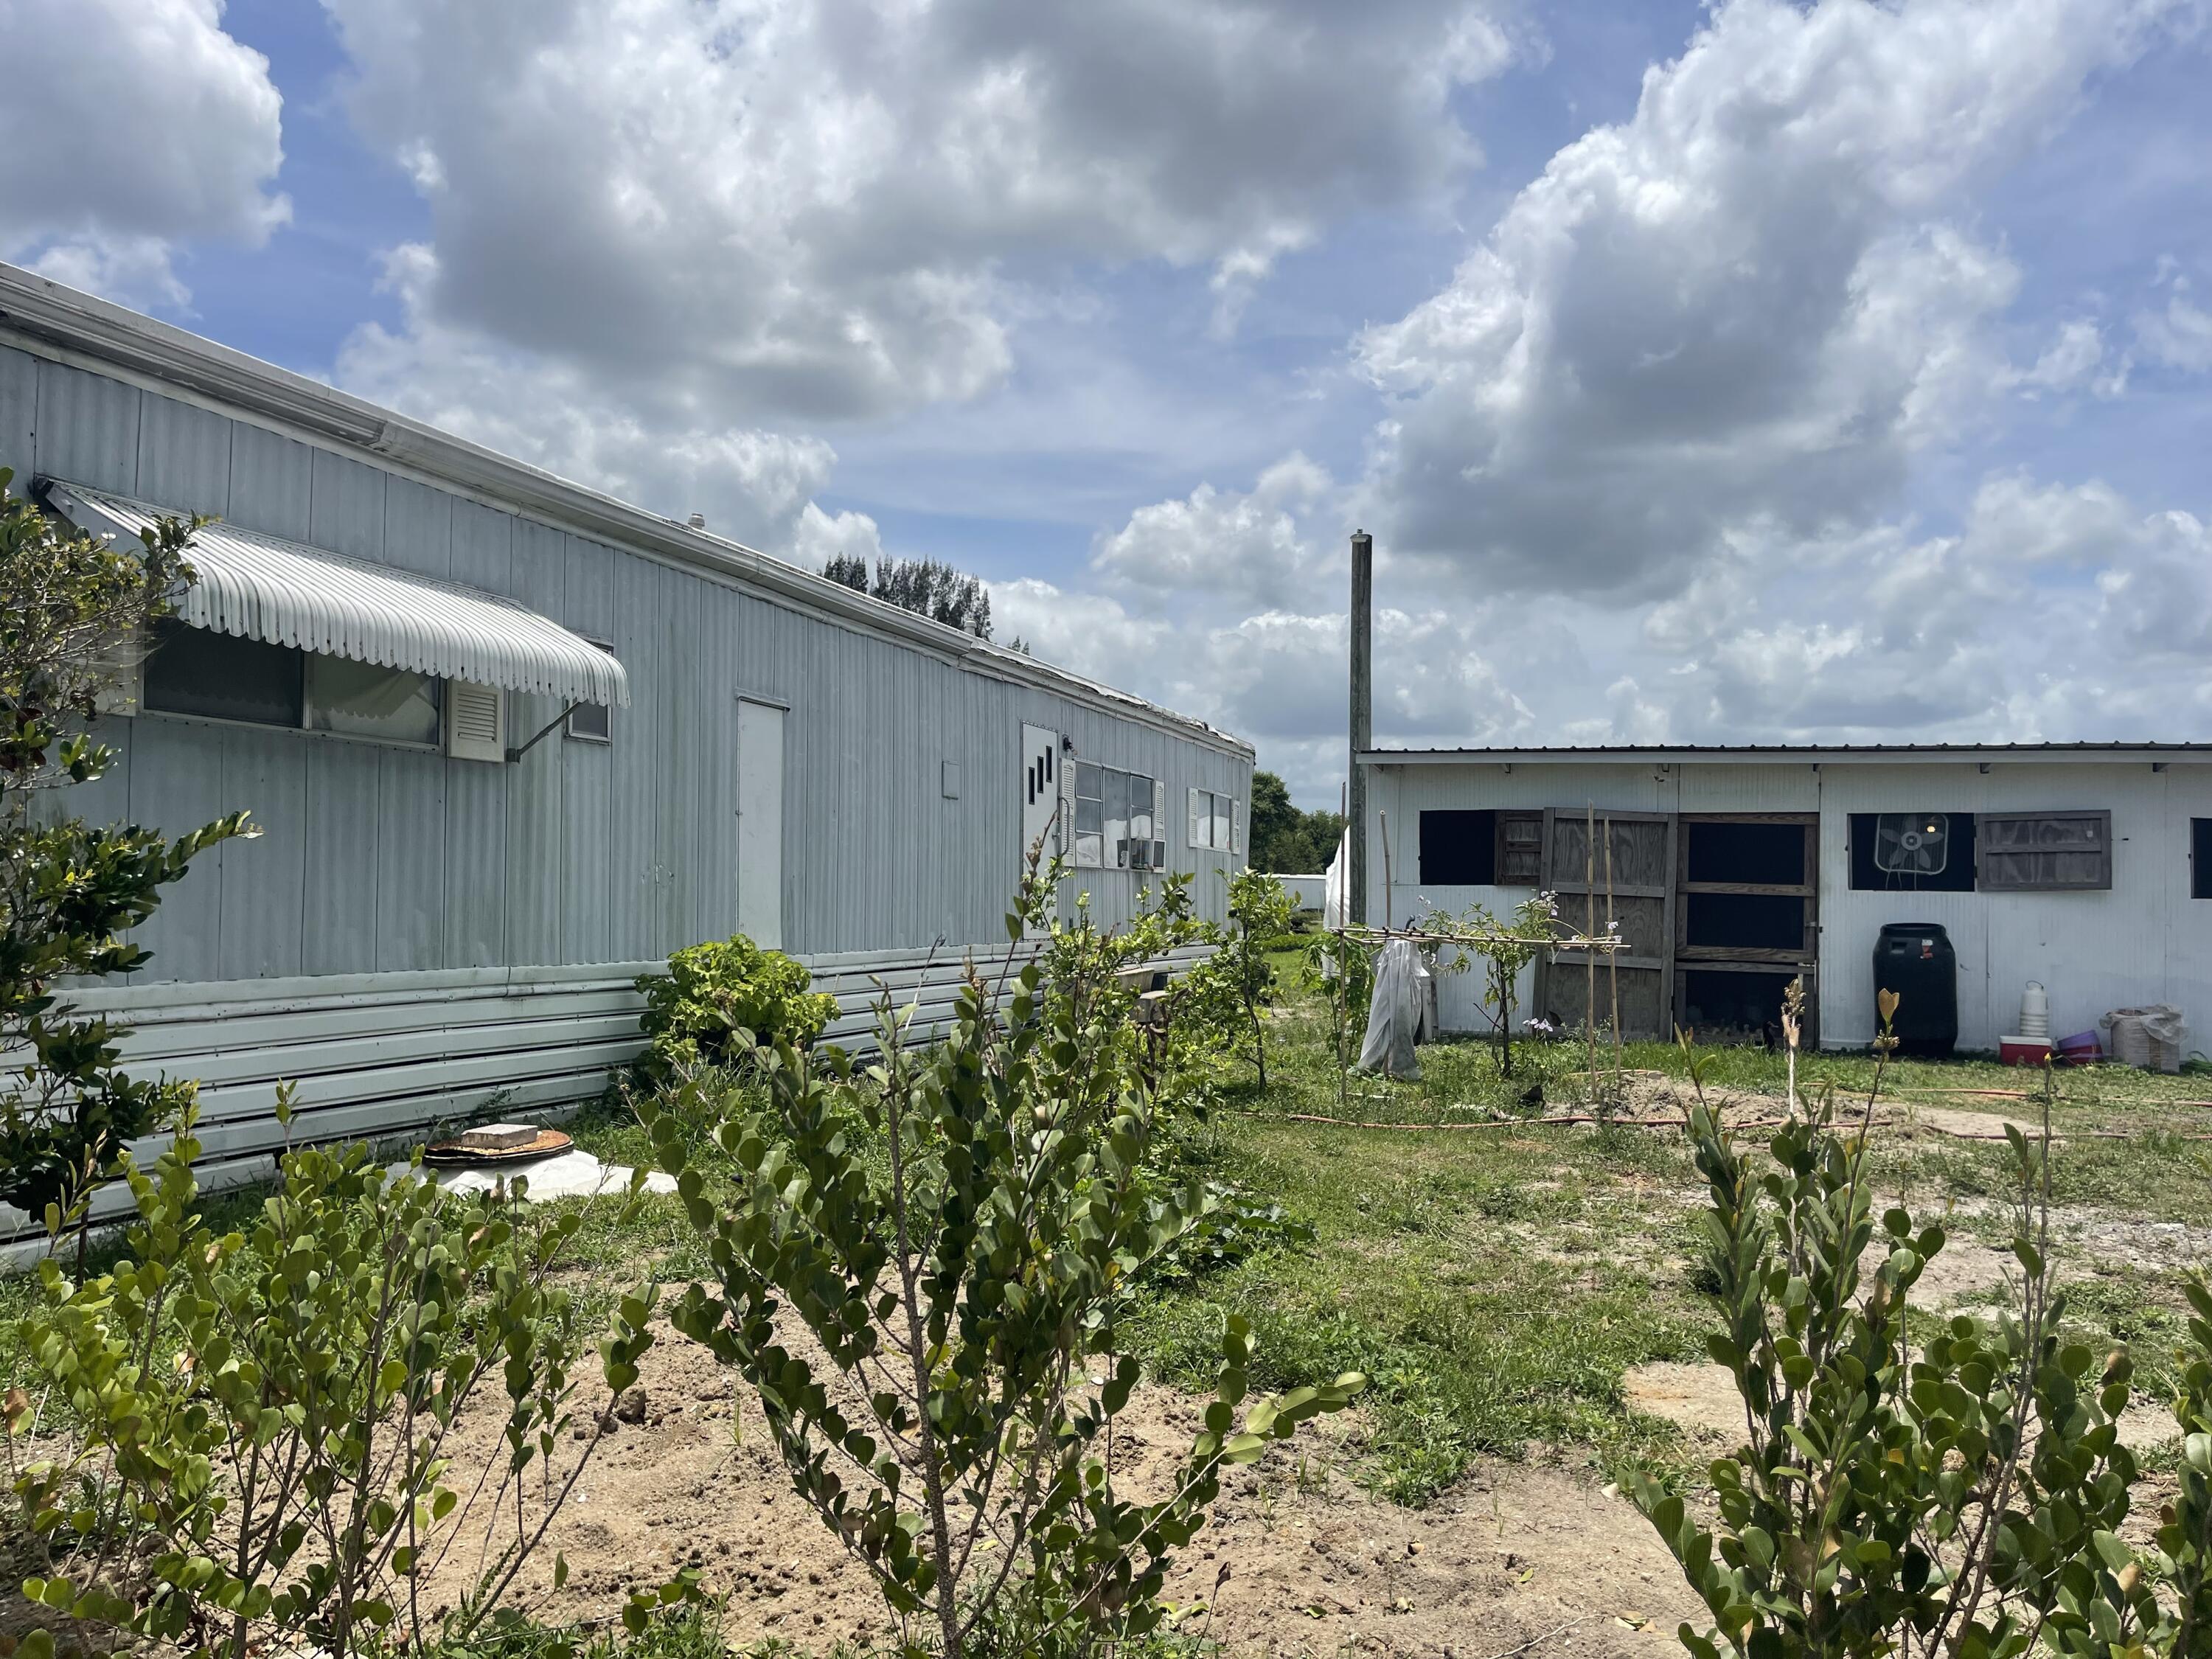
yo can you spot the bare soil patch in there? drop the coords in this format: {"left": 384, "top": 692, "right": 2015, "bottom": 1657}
{"left": 418, "top": 1321, "right": 1703, "bottom": 1658}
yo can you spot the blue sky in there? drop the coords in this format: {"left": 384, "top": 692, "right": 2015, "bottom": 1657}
{"left": 9, "top": 0, "right": 2212, "bottom": 803}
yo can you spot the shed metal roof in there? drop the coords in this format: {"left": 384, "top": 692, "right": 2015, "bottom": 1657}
{"left": 51, "top": 481, "right": 630, "bottom": 707}
{"left": 1359, "top": 743, "right": 2212, "bottom": 768}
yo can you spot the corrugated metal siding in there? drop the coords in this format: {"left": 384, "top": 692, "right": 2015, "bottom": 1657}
{"left": 10, "top": 349, "right": 1250, "bottom": 985}
{"left": 0, "top": 942, "right": 1219, "bottom": 1251}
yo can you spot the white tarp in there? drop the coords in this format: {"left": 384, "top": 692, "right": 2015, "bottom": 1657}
{"left": 1357, "top": 938, "right": 1424, "bottom": 1079}
{"left": 1323, "top": 827, "right": 1350, "bottom": 931}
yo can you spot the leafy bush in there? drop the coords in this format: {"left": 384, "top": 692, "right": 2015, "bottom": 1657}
{"left": 0, "top": 472, "right": 254, "bottom": 1270}
{"left": 1633, "top": 987, "right": 2212, "bottom": 1658}
{"left": 636, "top": 909, "right": 1363, "bottom": 1658}
{"left": 636, "top": 934, "right": 838, "bottom": 1073}
{"left": 4, "top": 1103, "right": 667, "bottom": 1659}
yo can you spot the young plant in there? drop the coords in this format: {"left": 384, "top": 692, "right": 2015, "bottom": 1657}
{"left": 1637, "top": 987, "right": 2166, "bottom": 1658}
{"left": 7, "top": 1106, "right": 665, "bottom": 1659}
{"left": 636, "top": 945, "right": 1363, "bottom": 1658}
{"left": 636, "top": 933, "right": 839, "bottom": 1074}
{"left": 1413, "top": 892, "right": 1560, "bottom": 1079}
{"left": 0, "top": 471, "right": 254, "bottom": 1271}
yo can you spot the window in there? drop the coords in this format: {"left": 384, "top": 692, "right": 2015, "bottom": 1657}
{"left": 1496, "top": 811, "right": 1543, "bottom": 884}
{"left": 1978, "top": 811, "right": 2111, "bottom": 891}
{"left": 565, "top": 639, "right": 615, "bottom": 742}
{"left": 1419, "top": 809, "right": 1495, "bottom": 885}
{"left": 1847, "top": 813, "right": 1978, "bottom": 892}
{"left": 142, "top": 618, "right": 441, "bottom": 748}
{"left": 1074, "top": 762, "right": 1165, "bottom": 870}
{"left": 1188, "top": 787, "right": 1241, "bottom": 852}
{"left": 2195, "top": 819, "right": 2212, "bottom": 900}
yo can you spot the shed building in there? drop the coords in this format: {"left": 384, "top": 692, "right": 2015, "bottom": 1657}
{"left": 0, "top": 263, "right": 1252, "bottom": 1217}
{"left": 1357, "top": 745, "right": 2212, "bottom": 1054}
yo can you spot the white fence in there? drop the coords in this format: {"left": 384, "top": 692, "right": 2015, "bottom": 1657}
{"left": 2, "top": 939, "right": 1213, "bottom": 1249}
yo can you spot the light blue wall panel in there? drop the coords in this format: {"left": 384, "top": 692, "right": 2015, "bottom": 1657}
{"left": 504, "top": 518, "right": 568, "bottom": 965}
{"left": 0, "top": 346, "right": 35, "bottom": 483}
{"left": 136, "top": 394, "right": 232, "bottom": 517}
{"left": 377, "top": 747, "right": 448, "bottom": 970}
{"left": 448, "top": 497, "right": 511, "bottom": 592}
{"left": 63, "top": 717, "right": 132, "bottom": 831}
{"left": 605, "top": 540, "right": 663, "bottom": 960}
{"left": 382, "top": 477, "right": 453, "bottom": 580}
{"left": 227, "top": 424, "right": 313, "bottom": 540}
{"left": 444, "top": 759, "right": 507, "bottom": 967}
{"left": 302, "top": 744, "right": 380, "bottom": 975}
{"left": 218, "top": 727, "right": 307, "bottom": 979}
{"left": 35, "top": 358, "right": 139, "bottom": 493}
{"left": 309, "top": 448, "right": 387, "bottom": 559}
{"left": 656, "top": 565, "right": 707, "bottom": 950}
{"left": 125, "top": 720, "right": 229, "bottom": 983}
{"left": 560, "top": 535, "right": 615, "bottom": 962}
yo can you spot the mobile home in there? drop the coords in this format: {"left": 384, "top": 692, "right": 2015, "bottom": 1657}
{"left": 0, "top": 262, "right": 1251, "bottom": 1216}
{"left": 1357, "top": 744, "right": 2212, "bottom": 1054}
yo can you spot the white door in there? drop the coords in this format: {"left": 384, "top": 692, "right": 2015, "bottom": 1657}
{"left": 736, "top": 699, "right": 785, "bottom": 947}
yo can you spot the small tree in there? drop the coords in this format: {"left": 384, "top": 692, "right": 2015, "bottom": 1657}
{"left": 637, "top": 931, "right": 1363, "bottom": 1655}
{"left": 1194, "top": 869, "right": 1297, "bottom": 1089}
{"left": 1634, "top": 986, "right": 2196, "bottom": 1658}
{"left": 0, "top": 470, "right": 253, "bottom": 1269}
{"left": 1416, "top": 892, "right": 1558, "bottom": 1079}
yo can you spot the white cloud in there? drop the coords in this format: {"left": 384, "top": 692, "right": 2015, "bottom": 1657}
{"left": 1090, "top": 453, "right": 1334, "bottom": 608}
{"left": 0, "top": 0, "right": 287, "bottom": 308}
{"left": 2136, "top": 286, "right": 2212, "bottom": 372}
{"left": 320, "top": 0, "right": 1517, "bottom": 425}
{"left": 1357, "top": 0, "right": 2186, "bottom": 599}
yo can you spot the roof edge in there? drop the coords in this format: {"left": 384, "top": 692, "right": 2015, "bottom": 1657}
{"left": 0, "top": 262, "right": 1253, "bottom": 761}
{"left": 1360, "top": 744, "right": 2212, "bottom": 767}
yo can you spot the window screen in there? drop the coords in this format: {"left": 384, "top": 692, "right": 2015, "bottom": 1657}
{"left": 143, "top": 618, "right": 304, "bottom": 728}
{"left": 1978, "top": 812, "right": 2111, "bottom": 891}
{"left": 2196, "top": 819, "right": 2212, "bottom": 900}
{"left": 1188, "top": 788, "right": 1241, "bottom": 851}
{"left": 1419, "top": 810, "right": 1496, "bottom": 886}
{"left": 308, "top": 657, "right": 441, "bottom": 745}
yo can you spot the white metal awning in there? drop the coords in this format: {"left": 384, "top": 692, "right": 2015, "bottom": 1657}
{"left": 47, "top": 482, "right": 628, "bottom": 707}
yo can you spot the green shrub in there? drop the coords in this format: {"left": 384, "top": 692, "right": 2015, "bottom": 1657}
{"left": 5, "top": 1099, "right": 669, "bottom": 1659}
{"left": 636, "top": 934, "right": 838, "bottom": 1073}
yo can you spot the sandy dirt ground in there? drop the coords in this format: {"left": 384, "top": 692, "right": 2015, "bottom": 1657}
{"left": 410, "top": 1323, "right": 1705, "bottom": 1659}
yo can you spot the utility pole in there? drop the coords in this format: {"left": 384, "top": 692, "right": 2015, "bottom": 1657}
{"left": 1349, "top": 529, "right": 1371, "bottom": 926}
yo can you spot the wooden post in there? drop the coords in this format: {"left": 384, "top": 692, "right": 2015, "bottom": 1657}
{"left": 1604, "top": 817, "right": 1622, "bottom": 1090}
{"left": 1585, "top": 804, "right": 1598, "bottom": 1091}
{"left": 1349, "top": 531, "right": 1372, "bottom": 926}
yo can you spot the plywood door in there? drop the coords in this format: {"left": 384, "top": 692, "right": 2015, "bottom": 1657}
{"left": 1536, "top": 810, "right": 1676, "bottom": 1040}
{"left": 736, "top": 699, "right": 786, "bottom": 948}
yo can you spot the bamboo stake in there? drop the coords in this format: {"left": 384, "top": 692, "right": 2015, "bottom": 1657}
{"left": 1585, "top": 804, "right": 1597, "bottom": 1094}
{"left": 1380, "top": 809, "right": 1394, "bottom": 932}
{"left": 1604, "top": 815, "right": 1622, "bottom": 1093}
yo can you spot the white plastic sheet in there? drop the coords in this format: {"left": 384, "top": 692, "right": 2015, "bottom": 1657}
{"left": 1357, "top": 939, "right": 1424, "bottom": 1079}
{"left": 2101, "top": 1004, "right": 2185, "bottom": 1073}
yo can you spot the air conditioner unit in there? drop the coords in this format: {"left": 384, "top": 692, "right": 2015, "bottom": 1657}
{"left": 446, "top": 681, "right": 506, "bottom": 763}
{"left": 1874, "top": 812, "right": 1949, "bottom": 876}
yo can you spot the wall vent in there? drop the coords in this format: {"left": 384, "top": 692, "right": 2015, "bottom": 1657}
{"left": 446, "top": 681, "right": 506, "bottom": 762}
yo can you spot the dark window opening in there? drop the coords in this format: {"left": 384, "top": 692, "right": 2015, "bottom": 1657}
{"left": 1848, "top": 812, "right": 1977, "bottom": 892}
{"left": 1680, "top": 970, "right": 1794, "bottom": 1041}
{"left": 1419, "top": 809, "right": 1496, "bottom": 886}
{"left": 2196, "top": 819, "right": 2212, "bottom": 900}
{"left": 1685, "top": 821, "right": 1804, "bottom": 886}
{"left": 1684, "top": 891, "right": 1806, "bottom": 951}
{"left": 144, "top": 618, "right": 304, "bottom": 728}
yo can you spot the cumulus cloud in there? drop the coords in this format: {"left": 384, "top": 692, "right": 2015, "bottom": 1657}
{"left": 2135, "top": 285, "right": 2212, "bottom": 372}
{"left": 0, "top": 0, "right": 287, "bottom": 308}
{"left": 1090, "top": 453, "right": 1335, "bottom": 608}
{"left": 320, "top": 0, "right": 1517, "bottom": 425}
{"left": 1357, "top": 0, "right": 2186, "bottom": 599}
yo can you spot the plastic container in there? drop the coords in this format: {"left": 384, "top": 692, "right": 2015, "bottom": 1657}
{"left": 2020, "top": 981, "right": 2048, "bottom": 1040}
{"left": 2000, "top": 1035, "right": 2053, "bottom": 1067}
{"left": 1874, "top": 924, "right": 1958, "bottom": 1057}
{"left": 2056, "top": 1030, "right": 2101, "bottom": 1065}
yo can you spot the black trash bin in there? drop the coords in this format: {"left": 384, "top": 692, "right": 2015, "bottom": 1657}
{"left": 1874, "top": 923, "right": 1957, "bottom": 1057}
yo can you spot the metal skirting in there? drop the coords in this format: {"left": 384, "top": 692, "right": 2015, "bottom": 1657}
{"left": 1, "top": 940, "right": 1214, "bottom": 1250}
